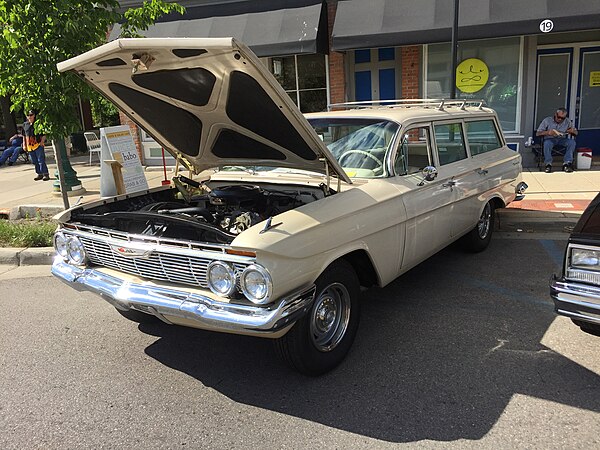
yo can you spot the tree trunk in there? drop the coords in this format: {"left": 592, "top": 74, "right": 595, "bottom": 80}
{"left": 0, "top": 96, "right": 17, "bottom": 138}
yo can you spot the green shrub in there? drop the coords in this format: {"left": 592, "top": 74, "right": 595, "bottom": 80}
{"left": 0, "top": 219, "right": 56, "bottom": 248}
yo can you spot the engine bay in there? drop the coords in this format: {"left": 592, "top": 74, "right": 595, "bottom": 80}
{"left": 70, "top": 177, "right": 332, "bottom": 244}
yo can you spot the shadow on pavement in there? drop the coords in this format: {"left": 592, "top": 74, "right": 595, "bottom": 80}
{"left": 139, "top": 238, "right": 600, "bottom": 443}
{"left": 496, "top": 208, "right": 579, "bottom": 234}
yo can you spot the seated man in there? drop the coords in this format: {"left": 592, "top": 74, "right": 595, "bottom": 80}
{"left": 536, "top": 107, "right": 578, "bottom": 173}
{"left": 0, "top": 127, "right": 24, "bottom": 166}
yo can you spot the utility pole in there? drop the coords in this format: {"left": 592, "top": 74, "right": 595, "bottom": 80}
{"left": 450, "top": 0, "right": 460, "bottom": 99}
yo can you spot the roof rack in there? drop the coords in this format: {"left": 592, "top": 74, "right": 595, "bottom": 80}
{"left": 327, "top": 98, "right": 487, "bottom": 112}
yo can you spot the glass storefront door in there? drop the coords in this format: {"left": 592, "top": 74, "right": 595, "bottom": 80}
{"left": 575, "top": 47, "right": 600, "bottom": 156}
{"left": 534, "top": 50, "right": 572, "bottom": 128}
{"left": 535, "top": 45, "right": 600, "bottom": 156}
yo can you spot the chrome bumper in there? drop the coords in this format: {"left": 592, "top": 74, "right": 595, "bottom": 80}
{"left": 550, "top": 276, "right": 600, "bottom": 326}
{"left": 52, "top": 257, "right": 315, "bottom": 336}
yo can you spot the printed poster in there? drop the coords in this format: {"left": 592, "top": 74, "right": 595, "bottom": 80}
{"left": 99, "top": 125, "right": 149, "bottom": 197}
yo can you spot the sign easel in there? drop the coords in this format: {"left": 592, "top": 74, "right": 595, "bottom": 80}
{"left": 99, "top": 125, "right": 149, "bottom": 197}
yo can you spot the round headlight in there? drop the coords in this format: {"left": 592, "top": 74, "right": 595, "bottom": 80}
{"left": 54, "top": 232, "right": 68, "bottom": 259}
{"left": 66, "top": 236, "right": 87, "bottom": 265}
{"left": 240, "top": 264, "right": 272, "bottom": 304}
{"left": 207, "top": 261, "right": 237, "bottom": 297}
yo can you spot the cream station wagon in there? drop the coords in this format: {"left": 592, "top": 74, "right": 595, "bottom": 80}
{"left": 53, "top": 38, "right": 526, "bottom": 375}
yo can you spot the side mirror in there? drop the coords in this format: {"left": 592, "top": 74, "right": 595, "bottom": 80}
{"left": 422, "top": 166, "right": 438, "bottom": 181}
{"left": 418, "top": 166, "right": 438, "bottom": 186}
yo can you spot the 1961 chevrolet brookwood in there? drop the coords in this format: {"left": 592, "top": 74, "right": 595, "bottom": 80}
{"left": 53, "top": 38, "right": 526, "bottom": 375}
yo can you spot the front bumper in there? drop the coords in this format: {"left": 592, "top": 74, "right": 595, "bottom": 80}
{"left": 52, "top": 257, "right": 315, "bottom": 337}
{"left": 550, "top": 276, "right": 600, "bottom": 326}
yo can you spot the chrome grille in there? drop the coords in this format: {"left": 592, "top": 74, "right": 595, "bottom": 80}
{"left": 78, "top": 236, "right": 249, "bottom": 289}
{"left": 566, "top": 269, "right": 600, "bottom": 287}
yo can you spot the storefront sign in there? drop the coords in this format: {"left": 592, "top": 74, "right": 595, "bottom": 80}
{"left": 540, "top": 19, "right": 554, "bottom": 33}
{"left": 590, "top": 71, "right": 600, "bottom": 87}
{"left": 456, "top": 58, "right": 489, "bottom": 94}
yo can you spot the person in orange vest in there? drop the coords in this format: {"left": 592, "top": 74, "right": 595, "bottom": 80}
{"left": 23, "top": 110, "right": 49, "bottom": 181}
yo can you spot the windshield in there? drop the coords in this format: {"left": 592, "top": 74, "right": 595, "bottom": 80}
{"left": 308, "top": 118, "right": 399, "bottom": 178}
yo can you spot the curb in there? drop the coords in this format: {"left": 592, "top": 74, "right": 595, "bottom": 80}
{"left": 495, "top": 208, "right": 578, "bottom": 234}
{"left": 0, "top": 205, "right": 64, "bottom": 220}
{"left": 0, "top": 247, "right": 55, "bottom": 266}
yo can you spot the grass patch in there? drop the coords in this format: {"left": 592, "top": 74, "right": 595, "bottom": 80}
{"left": 0, "top": 219, "right": 56, "bottom": 248}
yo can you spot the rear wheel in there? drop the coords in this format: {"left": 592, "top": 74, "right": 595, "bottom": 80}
{"left": 462, "top": 201, "right": 495, "bottom": 253}
{"left": 115, "top": 307, "right": 160, "bottom": 324}
{"left": 274, "top": 260, "right": 360, "bottom": 376}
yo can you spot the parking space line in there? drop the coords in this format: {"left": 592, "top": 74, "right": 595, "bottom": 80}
{"left": 539, "top": 239, "right": 564, "bottom": 267}
{"left": 464, "top": 277, "right": 554, "bottom": 310}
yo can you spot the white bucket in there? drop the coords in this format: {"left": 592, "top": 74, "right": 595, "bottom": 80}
{"left": 576, "top": 148, "right": 592, "bottom": 170}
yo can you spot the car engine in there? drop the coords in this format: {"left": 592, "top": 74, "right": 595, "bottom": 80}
{"left": 70, "top": 177, "right": 329, "bottom": 244}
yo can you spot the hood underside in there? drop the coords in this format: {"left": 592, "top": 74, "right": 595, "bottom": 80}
{"left": 57, "top": 38, "right": 350, "bottom": 183}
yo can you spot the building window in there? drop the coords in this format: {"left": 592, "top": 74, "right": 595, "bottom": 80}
{"left": 426, "top": 37, "right": 522, "bottom": 133}
{"left": 350, "top": 48, "right": 400, "bottom": 102}
{"left": 270, "top": 54, "right": 328, "bottom": 113}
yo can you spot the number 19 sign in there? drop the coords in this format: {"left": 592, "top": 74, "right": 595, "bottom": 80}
{"left": 540, "top": 19, "right": 554, "bottom": 33}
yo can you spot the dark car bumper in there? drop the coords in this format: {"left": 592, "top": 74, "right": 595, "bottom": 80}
{"left": 551, "top": 276, "right": 600, "bottom": 326}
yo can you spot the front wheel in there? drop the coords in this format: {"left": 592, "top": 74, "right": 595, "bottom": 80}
{"left": 274, "top": 260, "right": 360, "bottom": 376}
{"left": 461, "top": 201, "right": 495, "bottom": 253}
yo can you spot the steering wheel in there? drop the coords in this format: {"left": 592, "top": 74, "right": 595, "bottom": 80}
{"left": 338, "top": 150, "right": 384, "bottom": 170}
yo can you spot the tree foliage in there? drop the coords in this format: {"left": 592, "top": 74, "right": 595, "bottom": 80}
{"left": 0, "top": 0, "right": 184, "bottom": 138}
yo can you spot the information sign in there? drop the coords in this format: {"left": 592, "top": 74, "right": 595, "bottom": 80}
{"left": 99, "top": 125, "right": 149, "bottom": 197}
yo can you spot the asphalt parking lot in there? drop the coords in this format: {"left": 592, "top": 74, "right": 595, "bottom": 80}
{"left": 1, "top": 235, "right": 599, "bottom": 449}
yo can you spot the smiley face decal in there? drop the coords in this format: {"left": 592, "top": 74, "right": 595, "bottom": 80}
{"left": 456, "top": 58, "right": 489, "bottom": 94}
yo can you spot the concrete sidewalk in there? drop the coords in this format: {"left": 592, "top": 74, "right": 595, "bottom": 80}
{"left": 508, "top": 166, "right": 600, "bottom": 213}
{"left": 0, "top": 153, "right": 173, "bottom": 218}
{"left": 0, "top": 152, "right": 598, "bottom": 265}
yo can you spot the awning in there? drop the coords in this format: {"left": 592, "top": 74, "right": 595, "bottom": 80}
{"left": 332, "top": 0, "right": 600, "bottom": 50}
{"left": 110, "top": 1, "right": 328, "bottom": 57}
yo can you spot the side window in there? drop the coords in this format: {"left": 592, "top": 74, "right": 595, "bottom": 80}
{"left": 434, "top": 122, "right": 467, "bottom": 165}
{"left": 394, "top": 126, "right": 432, "bottom": 175}
{"left": 465, "top": 119, "right": 502, "bottom": 156}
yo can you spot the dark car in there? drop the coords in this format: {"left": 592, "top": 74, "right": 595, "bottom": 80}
{"left": 551, "top": 192, "right": 600, "bottom": 337}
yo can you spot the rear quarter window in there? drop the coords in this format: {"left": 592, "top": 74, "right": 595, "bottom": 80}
{"left": 434, "top": 122, "right": 467, "bottom": 165}
{"left": 465, "top": 119, "right": 502, "bottom": 156}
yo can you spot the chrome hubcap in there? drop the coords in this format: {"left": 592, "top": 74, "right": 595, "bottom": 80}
{"left": 477, "top": 203, "right": 492, "bottom": 239}
{"left": 310, "top": 282, "right": 351, "bottom": 352}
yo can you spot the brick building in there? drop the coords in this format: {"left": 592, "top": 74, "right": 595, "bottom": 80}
{"left": 117, "top": 0, "right": 600, "bottom": 167}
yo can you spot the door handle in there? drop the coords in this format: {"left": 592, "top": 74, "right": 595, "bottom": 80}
{"left": 476, "top": 168, "right": 488, "bottom": 175}
{"left": 442, "top": 180, "right": 456, "bottom": 188}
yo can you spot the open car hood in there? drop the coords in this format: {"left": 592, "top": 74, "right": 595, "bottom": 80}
{"left": 57, "top": 38, "right": 350, "bottom": 183}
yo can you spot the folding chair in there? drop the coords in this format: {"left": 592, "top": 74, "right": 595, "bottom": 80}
{"left": 18, "top": 147, "right": 30, "bottom": 163}
{"left": 531, "top": 135, "right": 567, "bottom": 171}
{"left": 84, "top": 131, "right": 101, "bottom": 165}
